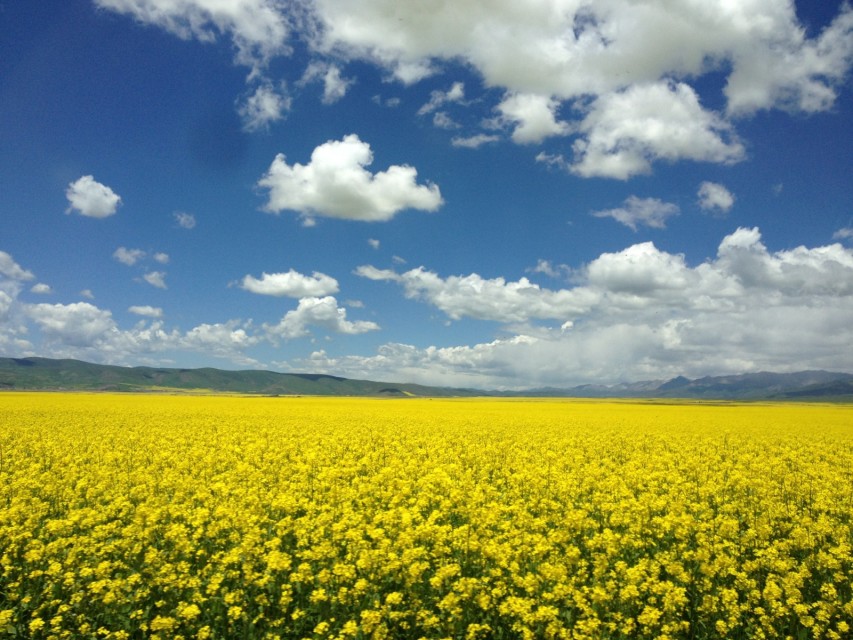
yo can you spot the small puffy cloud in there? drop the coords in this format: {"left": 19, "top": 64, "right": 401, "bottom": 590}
{"left": 65, "top": 175, "right": 122, "bottom": 218}
{"left": 238, "top": 82, "right": 291, "bottom": 131}
{"left": 432, "top": 112, "right": 460, "bottom": 129}
{"left": 257, "top": 134, "right": 443, "bottom": 223}
{"left": 129, "top": 305, "right": 163, "bottom": 318}
{"left": 833, "top": 227, "right": 853, "bottom": 241}
{"left": 241, "top": 270, "right": 339, "bottom": 297}
{"left": 80, "top": 289, "right": 95, "bottom": 300}
{"left": 30, "top": 283, "right": 53, "bottom": 295}
{"left": 113, "top": 247, "right": 147, "bottom": 266}
{"left": 174, "top": 211, "right": 197, "bottom": 229}
{"left": 698, "top": 181, "right": 735, "bottom": 214}
{"left": 182, "top": 320, "right": 260, "bottom": 356}
{"left": 571, "top": 82, "right": 744, "bottom": 179}
{"left": 300, "top": 62, "right": 354, "bottom": 104}
{"left": 496, "top": 93, "right": 570, "bottom": 144}
{"left": 266, "top": 296, "right": 380, "bottom": 339}
{"left": 528, "top": 259, "right": 568, "bottom": 279}
{"left": 143, "top": 271, "right": 167, "bottom": 289}
{"left": 418, "top": 81, "right": 465, "bottom": 115}
{"left": 451, "top": 134, "right": 500, "bottom": 149}
{"left": 592, "top": 196, "right": 680, "bottom": 231}
{"left": 153, "top": 252, "right": 170, "bottom": 264}
{"left": 368, "top": 238, "right": 380, "bottom": 249}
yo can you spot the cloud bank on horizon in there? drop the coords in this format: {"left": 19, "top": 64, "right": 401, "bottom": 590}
{"left": 1, "top": 0, "right": 852, "bottom": 388}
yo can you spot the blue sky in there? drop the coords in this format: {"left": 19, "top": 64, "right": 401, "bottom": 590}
{"left": 1, "top": 0, "right": 852, "bottom": 389}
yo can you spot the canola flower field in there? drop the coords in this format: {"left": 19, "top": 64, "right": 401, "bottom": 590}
{"left": 1, "top": 393, "right": 852, "bottom": 640}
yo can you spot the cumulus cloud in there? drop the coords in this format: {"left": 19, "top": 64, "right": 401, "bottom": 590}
{"left": 355, "top": 265, "right": 595, "bottom": 323}
{"left": 114, "top": 247, "right": 146, "bottom": 266}
{"left": 238, "top": 81, "right": 291, "bottom": 130}
{"left": 592, "top": 196, "right": 680, "bottom": 231}
{"left": 30, "top": 283, "right": 53, "bottom": 295}
{"left": 65, "top": 176, "right": 122, "bottom": 218}
{"left": 143, "top": 271, "right": 167, "bottom": 289}
{"left": 28, "top": 302, "right": 119, "bottom": 348}
{"left": 303, "top": 0, "right": 853, "bottom": 115}
{"left": 241, "top": 269, "right": 339, "bottom": 297}
{"left": 571, "top": 82, "right": 745, "bottom": 179}
{"left": 832, "top": 227, "right": 853, "bottom": 241}
{"left": 153, "top": 252, "right": 170, "bottom": 264}
{"left": 174, "top": 211, "right": 197, "bottom": 229}
{"left": 496, "top": 93, "right": 570, "bottom": 144}
{"left": 266, "top": 296, "right": 380, "bottom": 338}
{"left": 0, "top": 251, "right": 35, "bottom": 284}
{"left": 94, "top": 0, "right": 290, "bottom": 73}
{"left": 300, "top": 61, "right": 354, "bottom": 103}
{"left": 417, "top": 81, "right": 465, "bottom": 115}
{"left": 129, "top": 305, "right": 163, "bottom": 318}
{"left": 257, "top": 134, "right": 443, "bottom": 222}
{"left": 698, "top": 181, "right": 735, "bottom": 215}
{"left": 97, "top": 0, "right": 853, "bottom": 183}
{"left": 342, "top": 228, "right": 853, "bottom": 388}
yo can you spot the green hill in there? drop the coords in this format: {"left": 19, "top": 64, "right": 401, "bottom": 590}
{"left": 0, "top": 357, "right": 475, "bottom": 397}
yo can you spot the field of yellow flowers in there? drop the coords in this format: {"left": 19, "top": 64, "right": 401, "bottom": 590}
{"left": 1, "top": 392, "right": 852, "bottom": 640}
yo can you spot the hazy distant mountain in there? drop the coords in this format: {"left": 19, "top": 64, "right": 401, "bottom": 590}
{"left": 523, "top": 370, "right": 853, "bottom": 400}
{"left": 1, "top": 357, "right": 851, "bottom": 400}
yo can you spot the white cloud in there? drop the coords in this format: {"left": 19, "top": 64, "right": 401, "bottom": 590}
{"left": 266, "top": 296, "right": 380, "bottom": 338}
{"left": 80, "top": 289, "right": 95, "bottom": 300}
{"left": 432, "top": 112, "right": 460, "bottom": 130}
{"left": 65, "top": 175, "right": 122, "bottom": 218}
{"left": 571, "top": 82, "right": 745, "bottom": 179}
{"left": 241, "top": 270, "right": 339, "bottom": 297}
{"left": 340, "top": 228, "right": 853, "bottom": 388}
{"left": 300, "top": 61, "right": 355, "bottom": 103}
{"left": 113, "top": 247, "right": 147, "bottom": 266}
{"left": 129, "top": 305, "right": 163, "bottom": 318}
{"left": 368, "top": 238, "right": 380, "bottom": 249}
{"left": 496, "top": 93, "right": 570, "bottom": 144}
{"left": 0, "top": 251, "right": 35, "bottom": 283}
{"left": 143, "top": 271, "right": 167, "bottom": 289}
{"left": 94, "top": 0, "right": 290, "bottom": 74}
{"left": 174, "top": 211, "right": 197, "bottom": 229}
{"left": 238, "top": 81, "right": 291, "bottom": 130}
{"left": 698, "top": 181, "right": 735, "bottom": 215}
{"left": 592, "top": 196, "right": 680, "bottom": 231}
{"left": 417, "top": 81, "right": 465, "bottom": 115}
{"left": 355, "top": 265, "right": 595, "bottom": 323}
{"left": 528, "top": 259, "right": 568, "bottom": 279}
{"left": 28, "top": 302, "right": 119, "bottom": 348}
{"left": 304, "top": 0, "right": 853, "bottom": 115}
{"left": 153, "top": 252, "right": 170, "bottom": 264}
{"left": 30, "top": 283, "right": 53, "bottom": 295}
{"left": 832, "top": 227, "right": 853, "bottom": 241}
{"left": 725, "top": 6, "right": 853, "bottom": 114}
{"left": 451, "top": 134, "right": 500, "bottom": 149}
{"left": 257, "top": 134, "right": 443, "bottom": 222}
{"left": 182, "top": 320, "right": 260, "bottom": 356}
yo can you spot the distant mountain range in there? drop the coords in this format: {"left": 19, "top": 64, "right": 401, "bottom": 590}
{"left": 1, "top": 357, "right": 852, "bottom": 400}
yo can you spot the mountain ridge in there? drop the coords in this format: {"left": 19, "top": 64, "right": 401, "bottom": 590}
{"left": 1, "top": 357, "right": 852, "bottom": 400}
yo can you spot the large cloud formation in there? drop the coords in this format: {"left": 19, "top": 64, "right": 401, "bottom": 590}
{"left": 97, "top": 0, "right": 853, "bottom": 178}
{"left": 346, "top": 227, "right": 853, "bottom": 388}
